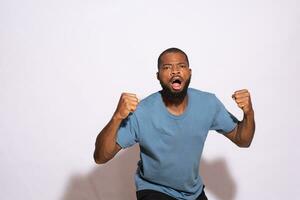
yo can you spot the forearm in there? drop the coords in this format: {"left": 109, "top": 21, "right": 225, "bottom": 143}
{"left": 94, "top": 115, "right": 123, "bottom": 164}
{"left": 236, "top": 111, "right": 255, "bottom": 147}
{"left": 94, "top": 92, "right": 139, "bottom": 164}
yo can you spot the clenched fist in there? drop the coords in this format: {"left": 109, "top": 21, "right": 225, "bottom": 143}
{"left": 114, "top": 93, "right": 139, "bottom": 120}
{"left": 232, "top": 89, "right": 253, "bottom": 115}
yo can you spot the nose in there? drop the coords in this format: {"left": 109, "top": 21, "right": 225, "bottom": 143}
{"left": 170, "top": 65, "right": 181, "bottom": 75}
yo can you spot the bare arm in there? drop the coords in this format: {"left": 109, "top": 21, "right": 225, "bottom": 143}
{"left": 93, "top": 93, "right": 139, "bottom": 164}
{"left": 224, "top": 89, "right": 255, "bottom": 147}
{"left": 93, "top": 116, "right": 123, "bottom": 164}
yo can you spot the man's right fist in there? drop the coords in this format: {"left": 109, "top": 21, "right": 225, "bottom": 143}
{"left": 114, "top": 93, "right": 139, "bottom": 120}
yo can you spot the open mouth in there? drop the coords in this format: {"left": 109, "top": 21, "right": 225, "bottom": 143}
{"left": 171, "top": 77, "right": 183, "bottom": 90}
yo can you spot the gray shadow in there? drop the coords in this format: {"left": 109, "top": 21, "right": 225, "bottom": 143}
{"left": 61, "top": 147, "right": 236, "bottom": 200}
{"left": 61, "top": 145, "right": 140, "bottom": 200}
{"left": 200, "top": 158, "right": 237, "bottom": 200}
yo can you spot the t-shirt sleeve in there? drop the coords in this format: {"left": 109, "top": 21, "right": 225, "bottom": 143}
{"left": 116, "top": 113, "right": 139, "bottom": 148}
{"left": 210, "top": 95, "right": 238, "bottom": 134}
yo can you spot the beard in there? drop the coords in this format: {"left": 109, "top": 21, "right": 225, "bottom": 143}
{"left": 159, "top": 75, "right": 191, "bottom": 103}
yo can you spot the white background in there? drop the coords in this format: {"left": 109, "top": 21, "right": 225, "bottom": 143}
{"left": 1, "top": 0, "right": 299, "bottom": 199}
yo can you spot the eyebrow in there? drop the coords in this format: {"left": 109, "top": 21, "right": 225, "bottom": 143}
{"left": 162, "top": 62, "right": 187, "bottom": 66}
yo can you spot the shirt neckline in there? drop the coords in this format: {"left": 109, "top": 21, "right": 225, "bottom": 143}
{"left": 158, "top": 89, "right": 191, "bottom": 120}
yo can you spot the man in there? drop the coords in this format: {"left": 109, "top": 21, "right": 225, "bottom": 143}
{"left": 94, "top": 48, "right": 255, "bottom": 200}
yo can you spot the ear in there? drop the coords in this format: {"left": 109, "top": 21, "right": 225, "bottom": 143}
{"left": 156, "top": 72, "right": 159, "bottom": 80}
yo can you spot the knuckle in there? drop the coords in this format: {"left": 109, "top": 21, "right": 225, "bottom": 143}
{"left": 123, "top": 98, "right": 129, "bottom": 103}
{"left": 121, "top": 94, "right": 127, "bottom": 100}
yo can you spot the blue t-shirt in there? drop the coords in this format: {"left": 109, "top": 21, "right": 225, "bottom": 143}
{"left": 117, "top": 88, "right": 237, "bottom": 200}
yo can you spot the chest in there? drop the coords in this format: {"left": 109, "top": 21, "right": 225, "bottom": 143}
{"left": 138, "top": 110, "right": 214, "bottom": 152}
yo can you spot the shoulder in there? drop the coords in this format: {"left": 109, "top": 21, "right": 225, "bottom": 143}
{"left": 140, "top": 91, "right": 160, "bottom": 106}
{"left": 188, "top": 88, "right": 222, "bottom": 108}
{"left": 188, "top": 88, "right": 216, "bottom": 100}
{"left": 134, "top": 91, "right": 160, "bottom": 114}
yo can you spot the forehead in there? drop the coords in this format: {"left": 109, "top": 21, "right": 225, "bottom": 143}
{"left": 160, "top": 52, "right": 188, "bottom": 64}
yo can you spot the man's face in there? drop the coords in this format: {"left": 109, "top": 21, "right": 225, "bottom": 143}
{"left": 157, "top": 52, "right": 192, "bottom": 99}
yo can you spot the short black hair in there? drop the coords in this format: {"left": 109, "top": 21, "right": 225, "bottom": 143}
{"left": 157, "top": 47, "right": 189, "bottom": 69}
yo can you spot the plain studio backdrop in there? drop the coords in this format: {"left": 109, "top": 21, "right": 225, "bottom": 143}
{"left": 1, "top": 0, "right": 299, "bottom": 199}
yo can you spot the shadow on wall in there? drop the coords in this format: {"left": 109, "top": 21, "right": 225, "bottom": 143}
{"left": 200, "top": 158, "right": 237, "bottom": 200}
{"left": 61, "top": 146, "right": 236, "bottom": 200}
{"left": 61, "top": 145, "right": 140, "bottom": 200}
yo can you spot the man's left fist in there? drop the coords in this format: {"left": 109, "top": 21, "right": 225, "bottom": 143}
{"left": 232, "top": 89, "right": 253, "bottom": 115}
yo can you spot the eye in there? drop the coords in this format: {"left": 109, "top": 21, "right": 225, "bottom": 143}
{"left": 162, "top": 65, "right": 171, "bottom": 70}
{"left": 179, "top": 64, "right": 187, "bottom": 68}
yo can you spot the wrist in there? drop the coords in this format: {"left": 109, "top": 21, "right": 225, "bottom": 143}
{"left": 112, "top": 112, "right": 124, "bottom": 122}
